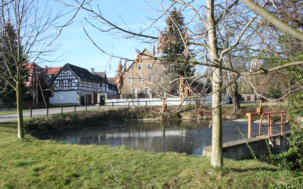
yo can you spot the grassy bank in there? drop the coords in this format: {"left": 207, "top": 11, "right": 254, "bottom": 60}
{"left": 24, "top": 107, "right": 162, "bottom": 138}
{"left": 0, "top": 110, "right": 30, "bottom": 115}
{"left": 0, "top": 111, "right": 15, "bottom": 115}
{"left": 1, "top": 122, "right": 302, "bottom": 189}
{"left": 0, "top": 110, "right": 20, "bottom": 115}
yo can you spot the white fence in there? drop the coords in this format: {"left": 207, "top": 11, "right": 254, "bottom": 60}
{"left": 105, "top": 96, "right": 230, "bottom": 106}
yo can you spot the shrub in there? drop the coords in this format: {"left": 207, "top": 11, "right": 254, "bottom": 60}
{"left": 271, "top": 121, "right": 303, "bottom": 171}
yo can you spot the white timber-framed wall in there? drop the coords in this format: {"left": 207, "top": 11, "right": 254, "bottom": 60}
{"left": 50, "top": 63, "right": 117, "bottom": 105}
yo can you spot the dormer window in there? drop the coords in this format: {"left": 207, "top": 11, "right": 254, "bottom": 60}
{"left": 138, "top": 64, "right": 142, "bottom": 70}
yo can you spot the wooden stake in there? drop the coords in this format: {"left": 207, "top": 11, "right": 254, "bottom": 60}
{"left": 247, "top": 113, "right": 252, "bottom": 138}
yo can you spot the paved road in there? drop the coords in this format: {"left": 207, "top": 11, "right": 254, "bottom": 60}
{"left": 0, "top": 105, "right": 126, "bottom": 123}
{"left": 0, "top": 101, "right": 286, "bottom": 123}
{"left": 0, "top": 104, "right": 243, "bottom": 123}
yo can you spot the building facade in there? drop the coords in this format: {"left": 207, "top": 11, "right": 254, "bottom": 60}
{"left": 50, "top": 63, "right": 117, "bottom": 105}
{"left": 118, "top": 50, "right": 165, "bottom": 98}
{"left": 24, "top": 63, "right": 55, "bottom": 107}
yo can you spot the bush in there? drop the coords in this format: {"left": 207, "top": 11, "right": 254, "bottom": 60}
{"left": 271, "top": 122, "right": 303, "bottom": 171}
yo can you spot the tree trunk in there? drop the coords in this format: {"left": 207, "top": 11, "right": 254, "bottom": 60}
{"left": 207, "top": 0, "right": 223, "bottom": 168}
{"left": 16, "top": 79, "right": 24, "bottom": 139}
{"left": 232, "top": 81, "right": 241, "bottom": 113}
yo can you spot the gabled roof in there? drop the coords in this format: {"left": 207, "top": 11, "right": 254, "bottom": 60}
{"left": 95, "top": 72, "right": 107, "bottom": 80}
{"left": 125, "top": 49, "right": 155, "bottom": 72}
{"left": 62, "top": 63, "right": 105, "bottom": 83}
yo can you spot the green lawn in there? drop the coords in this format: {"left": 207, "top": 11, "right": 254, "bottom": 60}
{"left": 0, "top": 122, "right": 301, "bottom": 189}
{"left": 0, "top": 111, "right": 17, "bottom": 115}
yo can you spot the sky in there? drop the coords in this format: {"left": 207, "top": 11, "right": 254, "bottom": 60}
{"left": 42, "top": 0, "right": 166, "bottom": 78}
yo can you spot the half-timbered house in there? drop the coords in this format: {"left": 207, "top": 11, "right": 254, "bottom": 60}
{"left": 49, "top": 63, "right": 117, "bottom": 105}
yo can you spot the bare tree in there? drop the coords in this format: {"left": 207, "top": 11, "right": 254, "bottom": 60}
{"left": 0, "top": 0, "right": 85, "bottom": 139}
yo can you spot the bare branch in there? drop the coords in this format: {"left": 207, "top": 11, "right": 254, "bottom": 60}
{"left": 219, "top": 16, "right": 257, "bottom": 60}
{"left": 81, "top": 5, "right": 158, "bottom": 40}
{"left": 240, "top": 0, "right": 303, "bottom": 41}
{"left": 82, "top": 26, "right": 134, "bottom": 62}
{"left": 244, "top": 61, "right": 303, "bottom": 75}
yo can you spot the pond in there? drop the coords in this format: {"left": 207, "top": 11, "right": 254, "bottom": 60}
{"left": 54, "top": 120, "right": 250, "bottom": 156}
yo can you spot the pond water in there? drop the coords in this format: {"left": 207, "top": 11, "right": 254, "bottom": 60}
{"left": 54, "top": 120, "right": 250, "bottom": 156}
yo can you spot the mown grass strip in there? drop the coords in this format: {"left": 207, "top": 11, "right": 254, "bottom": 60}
{"left": 0, "top": 119, "right": 301, "bottom": 189}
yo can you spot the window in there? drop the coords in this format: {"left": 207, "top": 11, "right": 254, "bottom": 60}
{"left": 147, "top": 64, "right": 152, "bottom": 69}
{"left": 128, "top": 77, "right": 132, "bottom": 84}
{"left": 138, "top": 76, "right": 142, "bottom": 84}
{"left": 148, "top": 75, "right": 152, "bottom": 83}
{"left": 138, "top": 64, "right": 142, "bottom": 70}
{"left": 132, "top": 88, "right": 137, "bottom": 95}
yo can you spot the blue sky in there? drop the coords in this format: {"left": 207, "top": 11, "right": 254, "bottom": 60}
{"left": 43, "top": 0, "right": 166, "bottom": 78}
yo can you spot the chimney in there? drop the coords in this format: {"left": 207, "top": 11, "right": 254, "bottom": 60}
{"left": 91, "top": 68, "right": 95, "bottom": 73}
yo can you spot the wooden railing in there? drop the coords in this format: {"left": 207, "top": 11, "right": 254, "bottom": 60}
{"left": 246, "top": 112, "right": 287, "bottom": 138}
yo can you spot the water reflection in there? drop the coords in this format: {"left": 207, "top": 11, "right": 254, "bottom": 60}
{"left": 55, "top": 120, "right": 249, "bottom": 156}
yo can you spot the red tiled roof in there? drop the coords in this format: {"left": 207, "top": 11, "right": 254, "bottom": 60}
{"left": 24, "top": 63, "right": 61, "bottom": 87}
{"left": 46, "top": 67, "right": 61, "bottom": 75}
{"left": 25, "top": 81, "right": 31, "bottom": 87}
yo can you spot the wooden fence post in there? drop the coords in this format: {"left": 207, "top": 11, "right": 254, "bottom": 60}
{"left": 268, "top": 113, "right": 272, "bottom": 137}
{"left": 258, "top": 114, "right": 263, "bottom": 136}
{"left": 85, "top": 96, "right": 88, "bottom": 112}
{"left": 30, "top": 107, "right": 32, "bottom": 118}
{"left": 46, "top": 105, "right": 49, "bottom": 117}
{"left": 246, "top": 113, "right": 252, "bottom": 138}
{"left": 281, "top": 112, "right": 284, "bottom": 135}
